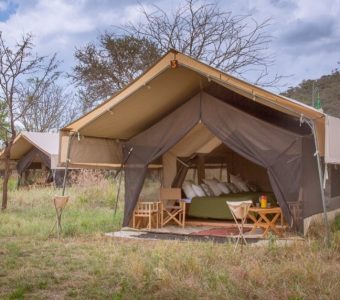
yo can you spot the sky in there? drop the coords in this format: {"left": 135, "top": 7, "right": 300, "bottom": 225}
{"left": 0, "top": 0, "right": 339, "bottom": 92}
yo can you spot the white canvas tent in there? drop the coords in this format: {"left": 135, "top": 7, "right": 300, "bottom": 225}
{"left": 0, "top": 132, "right": 64, "bottom": 186}
{"left": 59, "top": 50, "right": 340, "bottom": 233}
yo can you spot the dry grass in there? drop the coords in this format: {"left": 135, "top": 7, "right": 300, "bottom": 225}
{"left": 0, "top": 183, "right": 340, "bottom": 299}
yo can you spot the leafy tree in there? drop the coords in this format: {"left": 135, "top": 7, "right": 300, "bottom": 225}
{"left": 72, "top": 34, "right": 161, "bottom": 111}
{"left": 0, "top": 32, "right": 59, "bottom": 210}
{"left": 282, "top": 70, "right": 340, "bottom": 118}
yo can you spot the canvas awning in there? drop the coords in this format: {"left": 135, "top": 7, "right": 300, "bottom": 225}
{"left": 60, "top": 49, "right": 326, "bottom": 169}
{"left": 325, "top": 115, "right": 340, "bottom": 164}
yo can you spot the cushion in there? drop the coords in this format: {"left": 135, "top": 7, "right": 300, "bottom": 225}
{"left": 201, "top": 183, "right": 213, "bottom": 196}
{"left": 230, "top": 174, "right": 249, "bottom": 192}
{"left": 217, "top": 182, "right": 230, "bottom": 194}
{"left": 203, "top": 178, "right": 222, "bottom": 196}
{"left": 191, "top": 183, "right": 206, "bottom": 197}
{"left": 248, "top": 183, "right": 260, "bottom": 192}
{"left": 182, "top": 181, "right": 196, "bottom": 199}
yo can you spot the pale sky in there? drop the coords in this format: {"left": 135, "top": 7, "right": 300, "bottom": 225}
{"left": 0, "top": 0, "right": 339, "bottom": 92}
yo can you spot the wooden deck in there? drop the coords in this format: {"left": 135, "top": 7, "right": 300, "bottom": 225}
{"left": 185, "top": 218, "right": 254, "bottom": 228}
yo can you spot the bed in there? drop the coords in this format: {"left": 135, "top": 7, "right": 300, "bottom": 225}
{"left": 187, "top": 192, "right": 276, "bottom": 220}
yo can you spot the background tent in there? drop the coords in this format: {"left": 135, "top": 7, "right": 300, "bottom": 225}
{"left": 0, "top": 132, "right": 65, "bottom": 187}
{"left": 59, "top": 49, "right": 340, "bottom": 233}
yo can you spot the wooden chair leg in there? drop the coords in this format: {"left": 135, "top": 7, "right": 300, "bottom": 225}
{"left": 182, "top": 205, "right": 186, "bottom": 228}
{"left": 148, "top": 214, "right": 151, "bottom": 230}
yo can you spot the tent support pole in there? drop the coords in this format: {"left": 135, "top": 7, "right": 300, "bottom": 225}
{"left": 308, "top": 120, "right": 331, "bottom": 246}
{"left": 62, "top": 133, "right": 75, "bottom": 196}
{"left": 113, "top": 146, "right": 133, "bottom": 215}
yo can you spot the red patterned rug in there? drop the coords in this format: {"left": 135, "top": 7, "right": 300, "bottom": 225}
{"left": 190, "top": 227, "right": 252, "bottom": 237}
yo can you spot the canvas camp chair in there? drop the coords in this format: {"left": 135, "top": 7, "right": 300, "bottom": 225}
{"left": 160, "top": 188, "right": 186, "bottom": 228}
{"left": 226, "top": 200, "right": 252, "bottom": 251}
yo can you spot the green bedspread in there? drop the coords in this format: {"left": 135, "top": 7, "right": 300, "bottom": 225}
{"left": 187, "top": 192, "right": 276, "bottom": 220}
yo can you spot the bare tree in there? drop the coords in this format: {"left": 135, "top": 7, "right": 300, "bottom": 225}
{"left": 0, "top": 32, "right": 59, "bottom": 210}
{"left": 72, "top": 34, "right": 161, "bottom": 111}
{"left": 126, "top": 0, "right": 279, "bottom": 85}
{"left": 0, "top": 101, "right": 8, "bottom": 143}
{"left": 18, "top": 78, "right": 79, "bottom": 132}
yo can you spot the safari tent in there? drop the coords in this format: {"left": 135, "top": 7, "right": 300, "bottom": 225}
{"left": 0, "top": 132, "right": 65, "bottom": 187}
{"left": 59, "top": 49, "right": 340, "bottom": 233}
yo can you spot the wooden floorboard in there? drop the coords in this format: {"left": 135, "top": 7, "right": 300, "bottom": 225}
{"left": 185, "top": 218, "right": 241, "bottom": 228}
{"left": 185, "top": 218, "right": 262, "bottom": 228}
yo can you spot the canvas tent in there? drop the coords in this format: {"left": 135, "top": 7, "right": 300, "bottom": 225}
{"left": 59, "top": 49, "right": 340, "bottom": 232}
{"left": 0, "top": 132, "right": 65, "bottom": 186}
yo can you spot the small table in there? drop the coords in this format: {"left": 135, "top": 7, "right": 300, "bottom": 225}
{"left": 248, "top": 207, "right": 284, "bottom": 237}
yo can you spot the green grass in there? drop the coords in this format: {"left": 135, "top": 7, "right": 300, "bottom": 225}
{"left": 0, "top": 185, "right": 340, "bottom": 299}
{"left": 0, "top": 184, "right": 122, "bottom": 238}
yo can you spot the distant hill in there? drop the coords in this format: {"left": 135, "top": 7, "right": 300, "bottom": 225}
{"left": 281, "top": 71, "right": 340, "bottom": 118}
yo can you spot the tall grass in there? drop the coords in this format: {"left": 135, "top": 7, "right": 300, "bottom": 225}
{"left": 0, "top": 179, "right": 123, "bottom": 239}
{"left": 0, "top": 173, "right": 339, "bottom": 299}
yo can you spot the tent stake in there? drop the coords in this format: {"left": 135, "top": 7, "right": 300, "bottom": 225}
{"left": 309, "top": 120, "right": 331, "bottom": 247}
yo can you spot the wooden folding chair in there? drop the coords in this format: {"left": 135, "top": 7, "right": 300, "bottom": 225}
{"left": 226, "top": 200, "right": 252, "bottom": 252}
{"left": 132, "top": 201, "right": 160, "bottom": 230}
{"left": 160, "top": 188, "right": 186, "bottom": 228}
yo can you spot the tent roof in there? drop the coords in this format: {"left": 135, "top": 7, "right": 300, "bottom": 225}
{"left": 1, "top": 132, "right": 59, "bottom": 160}
{"left": 62, "top": 49, "right": 325, "bottom": 139}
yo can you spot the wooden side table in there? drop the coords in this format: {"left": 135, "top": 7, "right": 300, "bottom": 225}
{"left": 248, "top": 207, "right": 284, "bottom": 237}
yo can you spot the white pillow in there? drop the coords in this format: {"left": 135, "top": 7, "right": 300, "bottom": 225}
{"left": 248, "top": 183, "right": 259, "bottom": 192}
{"left": 225, "top": 182, "right": 239, "bottom": 193}
{"left": 191, "top": 183, "right": 206, "bottom": 197}
{"left": 203, "top": 178, "right": 222, "bottom": 196}
{"left": 230, "top": 174, "right": 249, "bottom": 192}
{"left": 201, "top": 183, "right": 213, "bottom": 196}
{"left": 217, "top": 182, "right": 230, "bottom": 194}
{"left": 182, "top": 181, "right": 196, "bottom": 199}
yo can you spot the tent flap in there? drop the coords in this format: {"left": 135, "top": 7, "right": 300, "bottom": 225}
{"left": 17, "top": 148, "right": 51, "bottom": 174}
{"left": 325, "top": 115, "right": 340, "bottom": 164}
{"left": 59, "top": 132, "right": 123, "bottom": 168}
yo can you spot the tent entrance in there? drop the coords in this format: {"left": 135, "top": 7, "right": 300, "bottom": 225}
{"left": 124, "top": 92, "right": 322, "bottom": 232}
{"left": 16, "top": 148, "right": 53, "bottom": 188}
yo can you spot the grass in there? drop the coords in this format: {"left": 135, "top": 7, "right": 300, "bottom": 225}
{"left": 0, "top": 184, "right": 340, "bottom": 299}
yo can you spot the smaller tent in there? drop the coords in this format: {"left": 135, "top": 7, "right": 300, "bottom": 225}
{"left": 0, "top": 132, "right": 65, "bottom": 187}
